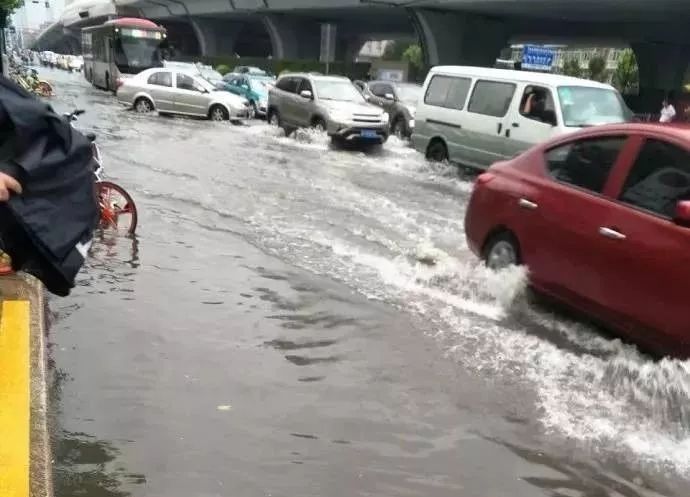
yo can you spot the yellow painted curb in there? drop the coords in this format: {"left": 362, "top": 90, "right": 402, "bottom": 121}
{"left": 0, "top": 300, "right": 31, "bottom": 497}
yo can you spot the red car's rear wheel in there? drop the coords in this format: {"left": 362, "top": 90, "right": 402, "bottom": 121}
{"left": 96, "top": 181, "right": 138, "bottom": 235}
{"left": 483, "top": 232, "right": 520, "bottom": 270}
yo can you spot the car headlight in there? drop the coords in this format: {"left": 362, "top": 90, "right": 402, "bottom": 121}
{"left": 382, "top": 112, "right": 389, "bottom": 122}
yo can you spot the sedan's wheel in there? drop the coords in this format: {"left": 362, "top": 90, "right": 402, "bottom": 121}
{"left": 134, "top": 98, "right": 153, "bottom": 113}
{"left": 484, "top": 233, "right": 520, "bottom": 270}
{"left": 210, "top": 105, "right": 229, "bottom": 121}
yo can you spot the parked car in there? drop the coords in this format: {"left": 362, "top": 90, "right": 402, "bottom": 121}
{"left": 219, "top": 73, "right": 275, "bottom": 118}
{"left": 268, "top": 73, "right": 389, "bottom": 144}
{"left": 362, "top": 80, "right": 422, "bottom": 138}
{"left": 413, "top": 66, "right": 632, "bottom": 169}
{"left": 69, "top": 55, "right": 84, "bottom": 72}
{"left": 57, "top": 55, "right": 72, "bottom": 71}
{"left": 163, "top": 61, "right": 224, "bottom": 86}
{"left": 465, "top": 122, "right": 690, "bottom": 357}
{"left": 233, "top": 66, "right": 269, "bottom": 76}
{"left": 116, "top": 67, "right": 250, "bottom": 121}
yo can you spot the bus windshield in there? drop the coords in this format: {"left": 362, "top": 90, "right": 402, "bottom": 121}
{"left": 113, "top": 31, "right": 164, "bottom": 73}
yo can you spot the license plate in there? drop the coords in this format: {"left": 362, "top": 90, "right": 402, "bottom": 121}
{"left": 361, "top": 129, "right": 378, "bottom": 139}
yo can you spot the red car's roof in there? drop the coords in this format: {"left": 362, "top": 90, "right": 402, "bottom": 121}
{"left": 104, "top": 17, "right": 162, "bottom": 30}
{"left": 536, "top": 122, "right": 690, "bottom": 151}
{"left": 576, "top": 122, "right": 690, "bottom": 139}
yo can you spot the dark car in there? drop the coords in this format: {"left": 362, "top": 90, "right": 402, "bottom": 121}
{"left": 362, "top": 81, "right": 422, "bottom": 138}
{"left": 464, "top": 122, "right": 690, "bottom": 357}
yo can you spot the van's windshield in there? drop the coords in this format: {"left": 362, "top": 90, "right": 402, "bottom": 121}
{"left": 558, "top": 86, "right": 632, "bottom": 127}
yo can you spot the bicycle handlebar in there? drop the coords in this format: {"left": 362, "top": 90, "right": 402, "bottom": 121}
{"left": 63, "top": 109, "right": 85, "bottom": 121}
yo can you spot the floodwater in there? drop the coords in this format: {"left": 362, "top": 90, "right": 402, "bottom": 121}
{"left": 42, "top": 68, "right": 690, "bottom": 497}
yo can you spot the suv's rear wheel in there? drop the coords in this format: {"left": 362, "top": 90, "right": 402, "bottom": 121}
{"left": 391, "top": 117, "right": 405, "bottom": 138}
{"left": 311, "top": 117, "right": 326, "bottom": 132}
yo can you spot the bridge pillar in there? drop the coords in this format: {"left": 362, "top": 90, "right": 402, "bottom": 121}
{"left": 632, "top": 42, "right": 690, "bottom": 111}
{"left": 336, "top": 35, "right": 365, "bottom": 62}
{"left": 190, "top": 18, "right": 241, "bottom": 57}
{"left": 411, "top": 9, "right": 509, "bottom": 67}
{"left": 263, "top": 15, "right": 320, "bottom": 60}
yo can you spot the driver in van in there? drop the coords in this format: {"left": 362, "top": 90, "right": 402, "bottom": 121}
{"left": 521, "top": 89, "right": 548, "bottom": 122}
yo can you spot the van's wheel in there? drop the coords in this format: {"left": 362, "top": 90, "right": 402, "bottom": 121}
{"left": 210, "top": 105, "right": 229, "bottom": 121}
{"left": 134, "top": 97, "right": 153, "bottom": 113}
{"left": 311, "top": 117, "right": 326, "bottom": 132}
{"left": 426, "top": 140, "right": 448, "bottom": 162}
{"left": 483, "top": 232, "right": 521, "bottom": 270}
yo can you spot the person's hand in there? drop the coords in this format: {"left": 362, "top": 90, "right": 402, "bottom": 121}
{"left": 0, "top": 173, "right": 22, "bottom": 201}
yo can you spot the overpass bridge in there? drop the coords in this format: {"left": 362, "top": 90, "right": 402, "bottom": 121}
{"left": 33, "top": 0, "right": 690, "bottom": 104}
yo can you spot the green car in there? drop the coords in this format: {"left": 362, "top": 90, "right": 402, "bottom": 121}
{"left": 219, "top": 73, "right": 275, "bottom": 118}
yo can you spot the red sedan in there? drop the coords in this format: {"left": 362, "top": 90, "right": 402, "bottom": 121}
{"left": 465, "top": 123, "right": 690, "bottom": 356}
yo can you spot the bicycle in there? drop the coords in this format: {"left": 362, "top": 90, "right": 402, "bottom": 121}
{"left": 10, "top": 64, "right": 54, "bottom": 97}
{"left": 65, "top": 110, "right": 138, "bottom": 235}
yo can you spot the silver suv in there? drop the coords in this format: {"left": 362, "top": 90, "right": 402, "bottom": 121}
{"left": 267, "top": 73, "right": 389, "bottom": 144}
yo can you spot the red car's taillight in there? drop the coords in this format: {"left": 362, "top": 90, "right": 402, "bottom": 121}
{"left": 476, "top": 172, "right": 496, "bottom": 185}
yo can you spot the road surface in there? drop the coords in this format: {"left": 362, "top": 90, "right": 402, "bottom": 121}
{"left": 42, "top": 69, "right": 690, "bottom": 497}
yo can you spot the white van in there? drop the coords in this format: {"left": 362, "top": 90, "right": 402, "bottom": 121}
{"left": 412, "top": 66, "right": 632, "bottom": 169}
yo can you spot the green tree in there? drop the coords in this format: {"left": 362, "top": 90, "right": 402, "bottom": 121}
{"left": 0, "top": 0, "right": 22, "bottom": 18}
{"left": 612, "top": 49, "right": 639, "bottom": 94}
{"left": 382, "top": 40, "right": 412, "bottom": 61}
{"left": 561, "top": 57, "right": 581, "bottom": 78}
{"left": 588, "top": 55, "right": 607, "bottom": 82}
{"left": 402, "top": 44, "right": 423, "bottom": 71}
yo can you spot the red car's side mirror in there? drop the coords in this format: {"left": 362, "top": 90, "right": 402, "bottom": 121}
{"left": 673, "top": 200, "right": 690, "bottom": 227}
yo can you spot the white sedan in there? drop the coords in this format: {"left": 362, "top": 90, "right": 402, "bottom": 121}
{"left": 116, "top": 67, "right": 250, "bottom": 121}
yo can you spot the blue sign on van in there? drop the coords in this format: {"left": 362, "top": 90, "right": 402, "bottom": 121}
{"left": 522, "top": 45, "right": 555, "bottom": 72}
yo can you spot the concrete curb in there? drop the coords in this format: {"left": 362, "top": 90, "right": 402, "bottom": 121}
{"left": 0, "top": 274, "right": 52, "bottom": 497}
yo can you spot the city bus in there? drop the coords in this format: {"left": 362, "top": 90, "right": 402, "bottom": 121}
{"left": 82, "top": 17, "right": 167, "bottom": 91}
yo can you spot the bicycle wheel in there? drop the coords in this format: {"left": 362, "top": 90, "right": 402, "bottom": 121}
{"left": 96, "top": 181, "right": 138, "bottom": 235}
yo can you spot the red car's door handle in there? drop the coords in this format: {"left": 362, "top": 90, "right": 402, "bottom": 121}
{"left": 518, "top": 198, "right": 538, "bottom": 210}
{"left": 599, "top": 227, "right": 626, "bottom": 240}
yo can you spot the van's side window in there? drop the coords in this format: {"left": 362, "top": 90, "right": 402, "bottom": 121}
{"left": 468, "top": 80, "right": 516, "bottom": 117}
{"left": 519, "top": 86, "right": 557, "bottom": 126}
{"left": 424, "top": 76, "right": 471, "bottom": 110}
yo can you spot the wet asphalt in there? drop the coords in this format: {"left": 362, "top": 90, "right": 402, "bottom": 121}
{"left": 41, "top": 68, "right": 690, "bottom": 497}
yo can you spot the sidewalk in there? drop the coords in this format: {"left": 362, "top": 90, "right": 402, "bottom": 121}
{"left": 0, "top": 274, "right": 52, "bottom": 497}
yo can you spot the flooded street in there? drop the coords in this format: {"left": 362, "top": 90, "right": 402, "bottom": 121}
{"left": 45, "top": 68, "right": 690, "bottom": 497}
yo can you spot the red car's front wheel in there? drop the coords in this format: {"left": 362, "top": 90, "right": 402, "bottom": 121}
{"left": 96, "top": 181, "right": 138, "bottom": 235}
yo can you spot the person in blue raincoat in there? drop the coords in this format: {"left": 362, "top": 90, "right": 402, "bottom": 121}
{"left": 0, "top": 75, "right": 98, "bottom": 296}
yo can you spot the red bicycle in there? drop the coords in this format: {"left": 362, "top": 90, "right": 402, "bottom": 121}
{"left": 66, "top": 110, "right": 138, "bottom": 235}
